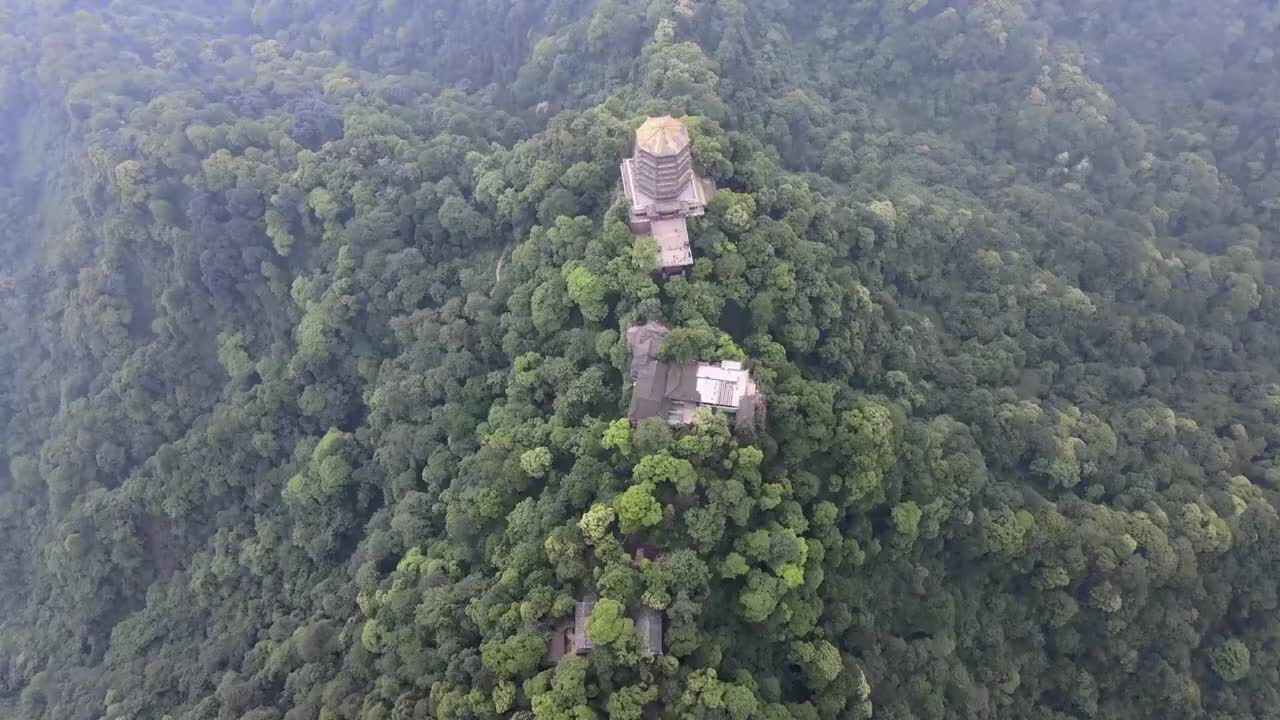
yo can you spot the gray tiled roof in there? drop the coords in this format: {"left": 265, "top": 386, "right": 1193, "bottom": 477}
{"left": 633, "top": 606, "right": 664, "bottom": 656}
{"left": 626, "top": 322, "right": 699, "bottom": 423}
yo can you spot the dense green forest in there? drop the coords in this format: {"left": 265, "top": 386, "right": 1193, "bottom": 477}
{"left": 2, "top": 0, "right": 1280, "bottom": 718}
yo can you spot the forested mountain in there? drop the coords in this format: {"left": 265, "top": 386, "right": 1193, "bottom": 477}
{"left": 2, "top": 1, "right": 1280, "bottom": 718}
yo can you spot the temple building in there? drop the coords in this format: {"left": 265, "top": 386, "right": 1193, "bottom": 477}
{"left": 630, "top": 547, "right": 665, "bottom": 656}
{"left": 544, "top": 591, "right": 665, "bottom": 664}
{"left": 545, "top": 597, "right": 597, "bottom": 664}
{"left": 625, "top": 321, "right": 759, "bottom": 429}
{"left": 620, "top": 116, "right": 712, "bottom": 274}
{"left": 633, "top": 607, "right": 664, "bottom": 657}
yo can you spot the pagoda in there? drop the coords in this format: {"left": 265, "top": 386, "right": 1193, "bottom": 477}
{"left": 620, "top": 116, "right": 712, "bottom": 274}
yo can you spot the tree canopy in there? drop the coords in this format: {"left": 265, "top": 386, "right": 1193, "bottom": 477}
{"left": 1, "top": 1, "right": 1280, "bottom": 719}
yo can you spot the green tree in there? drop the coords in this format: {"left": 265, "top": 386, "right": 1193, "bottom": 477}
{"left": 1211, "top": 639, "right": 1251, "bottom": 683}
{"left": 587, "top": 598, "right": 628, "bottom": 645}
{"left": 482, "top": 633, "right": 548, "bottom": 678}
{"left": 633, "top": 452, "right": 697, "bottom": 496}
{"left": 565, "top": 265, "right": 608, "bottom": 322}
{"left": 521, "top": 446, "right": 554, "bottom": 478}
{"left": 891, "top": 501, "right": 922, "bottom": 544}
{"left": 615, "top": 482, "right": 663, "bottom": 534}
{"left": 578, "top": 503, "right": 616, "bottom": 544}
{"left": 602, "top": 418, "right": 634, "bottom": 457}
{"left": 607, "top": 684, "right": 658, "bottom": 720}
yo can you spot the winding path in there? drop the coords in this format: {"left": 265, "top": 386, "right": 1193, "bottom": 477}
{"left": 490, "top": 240, "right": 514, "bottom": 297}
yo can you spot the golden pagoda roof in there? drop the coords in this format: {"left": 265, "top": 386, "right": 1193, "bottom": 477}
{"left": 635, "top": 116, "right": 690, "bottom": 157}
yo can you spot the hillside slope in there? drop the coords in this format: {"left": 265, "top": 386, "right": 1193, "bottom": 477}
{"left": 1, "top": 2, "right": 1280, "bottom": 719}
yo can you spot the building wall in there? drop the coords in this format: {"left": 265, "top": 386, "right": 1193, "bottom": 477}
{"left": 632, "top": 145, "right": 694, "bottom": 200}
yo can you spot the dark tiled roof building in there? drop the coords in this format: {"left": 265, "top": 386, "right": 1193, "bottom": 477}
{"left": 626, "top": 321, "right": 759, "bottom": 429}
{"left": 544, "top": 595, "right": 664, "bottom": 662}
{"left": 545, "top": 597, "right": 597, "bottom": 665}
{"left": 626, "top": 321, "right": 700, "bottom": 425}
{"left": 633, "top": 606, "right": 664, "bottom": 656}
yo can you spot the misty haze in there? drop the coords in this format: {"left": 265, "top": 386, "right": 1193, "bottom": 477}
{"left": 0, "top": 1, "right": 1277, "bottom": 719}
